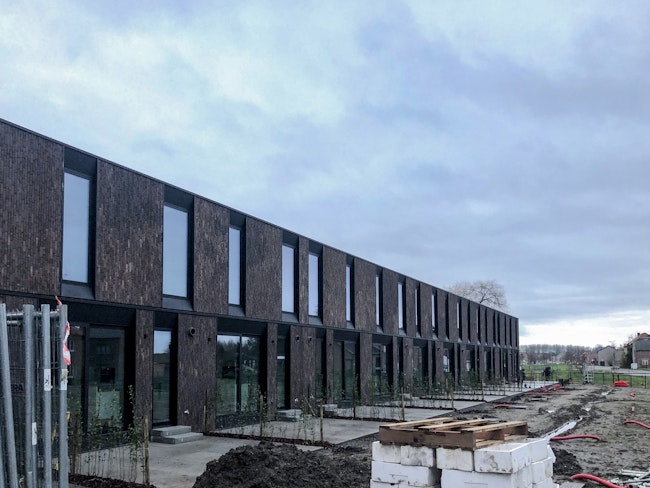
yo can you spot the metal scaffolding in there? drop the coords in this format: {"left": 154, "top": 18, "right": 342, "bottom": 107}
{"left": 0, "top": 303, "right": 69, "bottom": 488}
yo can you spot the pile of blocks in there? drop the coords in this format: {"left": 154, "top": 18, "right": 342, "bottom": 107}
{"left": 371, "top": 437, "right": 558, "bottom": 488}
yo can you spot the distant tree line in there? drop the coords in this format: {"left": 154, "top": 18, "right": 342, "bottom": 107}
{"left": 520, "top": 344, "right": 592, "bottom": 364}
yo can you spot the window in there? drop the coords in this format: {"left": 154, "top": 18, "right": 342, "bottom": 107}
{"left": 398, "top": 280, "right": 405, "bottom": 333}
{"left": 62, "top": 148, "right": 96, "bottom": 298}
{"left": 163, "top": 205, "right": 189, "bottom": 297}
{"left": 457, "top": 299, "right": 462, "bottom": 341}
{"left": 375, "top": 271, "right": 382, "bottom": 330}
{"left": 282, "top": 244, "right": 296, "bottom": 313}
{"left": 431, "top": 291, "right": 437, "bottom": 337}
{"left": 228, "top": 226, "right": 242, "bottom": 305}
{"left": 345, "top": 261, "right": 354, "bottom": 325}
{"left": 62, "top": 172, "right": 91, "bottom": 283}
{"left": 308, "top": 253, "right": 320, "bottom": 317}
{"left": 414, "top": 285, "right": 421, "bottom": 336}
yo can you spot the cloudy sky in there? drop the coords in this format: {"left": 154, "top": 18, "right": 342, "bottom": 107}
{"left": 2, "top": 1, "right": 649, "bottom": 347}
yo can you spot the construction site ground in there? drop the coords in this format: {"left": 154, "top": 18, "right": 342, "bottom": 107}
{"left": 70, "top": 381, "right": 650, "bottom": 488}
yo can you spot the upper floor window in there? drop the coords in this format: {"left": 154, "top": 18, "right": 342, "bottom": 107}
{"left": 375, "top": 270, "right": 382, "bottom": 330}
{"left": 431, "top": 291, "right": 437, "bottom": 337}
{"left": 62, "top": 171, "right": 91, "bottom": 283}
{"left": 398, "top": 280, "right": 405, "bottom": 333}
{"left": 228, "top": 226, "right": 242, "bottom": 305}
{"left": 345, "top": 260, "right": 354, "bottom": 325}
{"left": 457, "top": 298, "right": 463, "bottom": 341}
{"left": 414, "top": 284, "right": 421, "bottom": 336}
{"left": 163, "top": 204, "right": 189, "bottom": 297}
{"left": 308, "top": 252, "right": 321, "bottom": 317}
{"left": 282, "top": 244, "right": 296, "bottom": 313}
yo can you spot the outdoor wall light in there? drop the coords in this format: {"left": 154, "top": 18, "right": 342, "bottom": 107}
{"left": 188, "top": 327, "right": 197, "bottom": 337}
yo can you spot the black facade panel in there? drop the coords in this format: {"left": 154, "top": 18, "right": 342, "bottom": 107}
{"left": 381, "top": 269, "right": 399, "bottom": 336}
{"left": 297, "top": 236, "right": 309, "bottom": 323}
{"left": 0, "top": 123, "right": 63, "bottom": 295}
{"left": 245, "top": 218, "right": 281, "bottom": 320}
{"left": 193, "top": 198, "right": 228, "bottom": 314}
{"left": 322, "top": 246, "right": 346, "bottom": 328}
{"left": 177, "top": 314, "right": 218, "bottom": 431}
{"left": 352, "top": 258, "right": 376, "bottom": 333}
{"left": 95, "top": 162, "right": 164, "bottom": 306}
{"left": 420, "top": 283, "right": 433, "bottom": 341}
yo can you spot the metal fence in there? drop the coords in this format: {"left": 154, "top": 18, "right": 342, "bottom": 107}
{"left": 0, "top": 303, "right": 69, "bottom": 488}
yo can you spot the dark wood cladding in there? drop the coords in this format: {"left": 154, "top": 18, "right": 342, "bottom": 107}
{"left": 193, "top": 198, "right": 228, "bottom": 314}
{"left": 352, "top": 258, "right": 376, "bottom": 332}
{"left": 0, "top": 123, "right": 63, "bottom": 295}
{"left": 381, "top": 269, "right": 399, "bottom": 336}
{"left": 419, "top": 283, "right": 432, "bottom": 340}
{"left": 322, "top": 246, "right": 345, "bottom": 328}
{"left": 134, "top": 309, "right": 154, "bottom": 419}
{"left": 297, "top": 237, "right": 309, "bottom": 324}
{"left": 177, "top": 313, "right": 218, "bottom": 432}
{"left": 265, "top": 323, "right": 278, "bottom": 416}
{"left": 359, "top": 333, "right": 372, "bottom": 402}
{"left": 245, "top": 218, "right": 281, "bottom": 320}
{"left": 95, "top": 162, "right": 163, "bottom": 306}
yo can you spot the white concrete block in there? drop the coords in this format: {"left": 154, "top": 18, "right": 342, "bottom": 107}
{"left": 372, "top": 460, "right": 440, "bottom": 487}
{"left": 547, "top": 445, "right": 556, "bottom": 463}
{"left": 436, "top": 447, "right": 474, "bottom": 471}
{"left": 441, "top": 466, "right": 533, "bottom": 488}
{"left": 474, "top": 442, "right": 533, "bottom": 473}
{"left": 532, "top": 477, "right": 555, "bottom": 488}
{"left": 370, "top": 481, "right": 397, "bottom": 488}
{"left": 474, "top": 437, "right": 550, "bottom": 473}
{"left": 401, "top": 445, "right": 437, "bottom": 467}
{"left": 373, "top": 441, "right": 403, "bottom": 464}
{"left": 530, "top": 458, "right": 553, "bottom": 484}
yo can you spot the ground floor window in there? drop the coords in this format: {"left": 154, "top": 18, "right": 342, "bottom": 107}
{"left": 372, "top": 343, "right": 390, "bottom": 401}
{"left": 333, "top": 340, "right": 357, "bottom": 405}
{"left": 216, "top": 334, "right": 261, "bottom": 418}
{"left": 412, "top": 345, "right": 427, "bottom": 395}
{"left": 68, "top": 324, "right": 128, "bottom": 435}
{"left": 153, "top": 329, "right": 173, "bottom": 425}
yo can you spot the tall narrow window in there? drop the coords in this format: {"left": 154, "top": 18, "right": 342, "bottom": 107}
{"left": 308, "top": 252, "right": 320, "bottom": 317}
{"left": 345, "top": 261, "right": 354, "bottom": 325}
{"left": 63, "top": 172, "right": 91, "bottom": 283}
{"left": 398, "top": 280, "right": 405, "bottom": 333}
{"left": 431, "top": 292, "right": 437, "bottom": 337}
{"left": 457, "top": 299, "right": 462, "bottom": 341}
{"left": 228, "top": 226, "right": 242, "bottom": 305}
{"left": 414, "top": 285, "right": 420, "bottom": 336}
{"left": 375, "top": 271, "right": 382, "bottom": 330}
{"left": 163, "top": 205, "right": 189, "bottom": 297}
{"left": 282, "top": 244, "right": 295, "bottom": 313}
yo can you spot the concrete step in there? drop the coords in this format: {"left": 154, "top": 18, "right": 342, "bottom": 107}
{"left": 276, "top": 409, "right": 305, "bottom": 422}
{"left": 151, "top": 425, "right": 203, "bottom": 444}
{"left": 151, "top": 425, "right": 192, "bottom": 437}
{"left": 151, "top": 431, "right": 204, "bottom": 444}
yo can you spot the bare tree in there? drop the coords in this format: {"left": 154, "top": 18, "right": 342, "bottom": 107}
{"left": 448, "top": 279, "right": 508, "bottom": 311}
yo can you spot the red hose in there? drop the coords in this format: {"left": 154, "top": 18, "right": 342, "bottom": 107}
{"left": 551, "top": 434, "right": 602, "bottom": 441}
{"left": 570, "top": 473, "right": 629, "bottom": 488}
{"left": 623, "top": 420, "right": 650, "bottom": 430}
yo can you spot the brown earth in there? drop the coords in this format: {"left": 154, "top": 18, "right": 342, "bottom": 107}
{"left": 71, "top": 383, "right": 650, "bottom": 488}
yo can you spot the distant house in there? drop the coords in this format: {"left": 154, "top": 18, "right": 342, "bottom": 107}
{"left": 627, "top": 333, "right": 650, "bottom": 368}
{"left": 596, "top": 346, "right": 617, "bottom": 366}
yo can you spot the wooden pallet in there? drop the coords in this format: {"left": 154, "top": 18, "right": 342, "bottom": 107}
{"left": 379, "top": 417, "right": 528, "bottom": 450}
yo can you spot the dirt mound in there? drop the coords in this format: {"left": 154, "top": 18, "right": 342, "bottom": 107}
{"left": 192, "top": 441, "right": 371, "bottom": 488}
{"left": 551, "top": 449, "right": 582, "bottom": 477}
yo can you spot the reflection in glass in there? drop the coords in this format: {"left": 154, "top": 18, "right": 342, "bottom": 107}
{"left": 88, "top": 328, "right": 125, "bottom": 430}
{"left": 308, "top": 253, "right": 319, "bottom": 316}
{"left": 163, "top": 205, "right": 188, "bottom": 297}
{"left": 63, "top": 172, "right": 90, "bottom": 282}
{"left": 216, "top": 335, "right": 261, "bottom": 417}
{"left": 228, "top": 227, "right": 241, "bottom": 305}
{"left": 282, "top": 245, "right": 295, "bottom": 313}
{"left": 153, "top": 330, "right": 172, "bottom": 424}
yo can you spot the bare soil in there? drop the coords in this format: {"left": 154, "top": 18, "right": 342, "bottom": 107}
{"left": 71, "top": 383, "right": 650, "bottom": 487}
